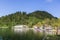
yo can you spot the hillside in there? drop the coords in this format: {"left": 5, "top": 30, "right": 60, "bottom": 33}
{"left": 0, "top": 10, "right": 57, "bottom": 27}
{"left": 28, "top": 11, "right": 56, "bottom": 19}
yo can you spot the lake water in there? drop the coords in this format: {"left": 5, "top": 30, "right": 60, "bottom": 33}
{"left": 0, "top": 36, "right": 3, "bottom": 40}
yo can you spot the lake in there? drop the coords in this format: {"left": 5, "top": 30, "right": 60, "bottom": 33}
{"left": 0, "top": 36, "right": 3, "bottom": 40}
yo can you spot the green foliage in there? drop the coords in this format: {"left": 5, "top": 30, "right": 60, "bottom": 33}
{"left": 0, "top": 10, "right": 57, "bottom": 28}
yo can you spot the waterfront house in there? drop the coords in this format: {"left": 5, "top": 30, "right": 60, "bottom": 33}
{"left": 12, "top": 25, "right": 28, "bottom": 33}
{"left": 33, "top": 25, "right": 57, "bottom": 35}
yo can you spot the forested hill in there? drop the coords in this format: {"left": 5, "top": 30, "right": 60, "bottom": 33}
{"left": 28, "top": 11, "right": 56, "bottom": 19}
{"left": 0, "top": 10, "right": 57, "bottom": 27}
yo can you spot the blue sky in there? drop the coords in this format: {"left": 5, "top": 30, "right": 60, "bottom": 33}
{"left": 0, "top": 0, "right": 60, "bottom": 18}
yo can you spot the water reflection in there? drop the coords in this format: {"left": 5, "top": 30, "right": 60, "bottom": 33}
{"left": 0, "top": 36, "right": 3, "bottom": 40}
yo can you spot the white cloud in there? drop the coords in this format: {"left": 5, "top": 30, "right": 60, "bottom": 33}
{"left": 45, "top": 0, "right": 53, "bottom": 2}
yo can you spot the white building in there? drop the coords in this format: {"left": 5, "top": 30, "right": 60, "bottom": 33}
{"left": 33, "top": 25, "right": 56, "bottom": 35}
{"left": 33, "top": 25, "right": 43, "bottom": 33}
{"left": 12, "top": 25, "right": 29, "bottom": 33}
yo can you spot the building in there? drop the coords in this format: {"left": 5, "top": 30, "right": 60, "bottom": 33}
{"left": 12, "top": 25, "right": 29, "bottom": 33}
{"left": 33, "top": 25, "right": 57, "bottom": 35}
